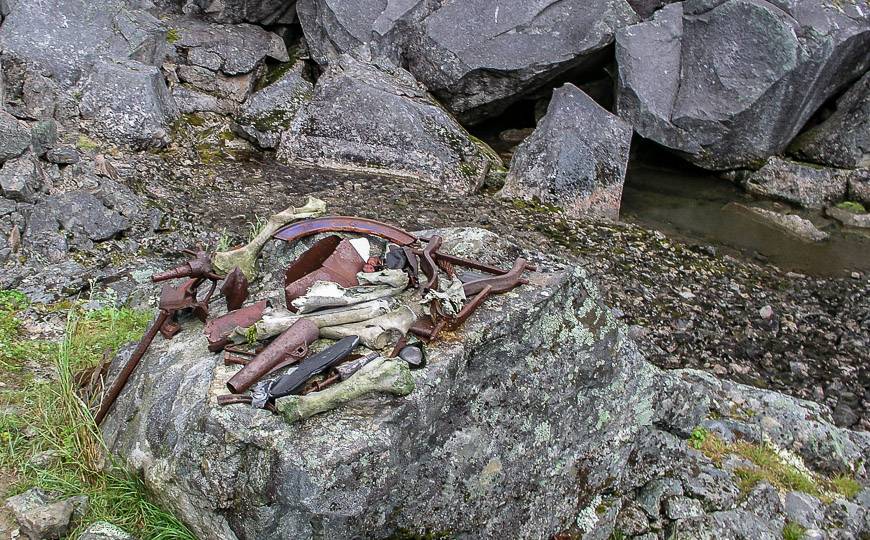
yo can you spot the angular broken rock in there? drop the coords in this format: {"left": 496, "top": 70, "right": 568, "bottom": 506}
{"left": 37, "top": 191, "right": 130, "bottom": 248}
{"left": 825, "top": 206, "right": 870, "bottom": 229}
{"left": 182, "top": 0, "right": 297, "bottom": 25}
{"left": 232, "top": 62, "right": 314, "bottom": 149}
{"left": 278, "top": 54, "right": 502, "bottom": 194}
{"left": 0, "top": 0, "right": 167, "bottom": 88}
{"left": 0, "top": 110, "right": 32, "bottom": 163}
{"left": 790, "top": 70, "right": 870, "bottom": 170}
{"left": 0, "top": 154, "right": 42, "bottom": 202}
{"left": 615, "top": 1, "right": 870, "bottom": 170}
{"left": 78, "top": 521, "right": 138, "bottom": 540}
{"left": 79, "top": 60, "right": 179, "bottom": 149}
{"left": 744, "top": 157, "right": 857, "bottom": 209}
{"left": 4, "top": 488, "right": 75, "bottom": 540}
{"left": 297, "top": 0, "right": 638, "bottom": 123}
{"left": 498, "top": 84, "right": 632, "bottom": 220}
{"left": 170, "top": 19, "right": 289, "bottom": 76}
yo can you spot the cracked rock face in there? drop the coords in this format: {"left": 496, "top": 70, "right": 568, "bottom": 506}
{"left": 498, "top": 83, "right": 632, "bottom": 220}
{"left": 277, "top": 54, "right": 501, "bottom": 194}
{"left": 615, "top": 0, "right": 870, "bottom": 170}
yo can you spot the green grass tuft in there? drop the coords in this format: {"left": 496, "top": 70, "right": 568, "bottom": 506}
{"left": 0, "top": 290, "right": 196, "bottom": 539}
{"left": 830, "top": 473, "right": 861, "bottom": 499}
{"left": 835, "top": 201, "right": 866, "bottom": 214}
{"left": 782, "top": 521, "right": 805, "bottom": 540}
{"left": 76, "top": 135, "right": 100, "bottom": 152}
{"left": 166, "top": 28, "right": 181, "bottom": 44}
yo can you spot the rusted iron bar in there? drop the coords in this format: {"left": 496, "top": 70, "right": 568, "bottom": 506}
{"left": 204, "top": 300, "right": 267, "bottom": 352}
{"left": 419, "top": 235, "right": 443, "bottom": 292}
{"left": 462, "top": 258, "right": 530, "bottom": 296}
{"left": 151, "top": 249, "right": 222, "bottom": 282}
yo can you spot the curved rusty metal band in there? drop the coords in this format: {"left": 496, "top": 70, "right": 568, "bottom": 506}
{"left": 273, "top": 216, "right": 418, "bottom": 246}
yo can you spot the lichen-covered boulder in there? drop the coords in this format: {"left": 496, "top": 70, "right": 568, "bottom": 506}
{"left": 0, "top": 111, "right": 32, "bottom": 162}
{"left": 0, "top": 0, "right": 166, "bottom": 88}
{"left": 232, "top": 62, "right": 314, "bottom": 149}
{"left": 744, "top": 157, "right": 864, "bottom": 209}
{"left": 101, "top": 227, "right": 870, "bottom": 539}
{"left": 615, "top": 0, "right": 870, "bottom": 170}
{"left": 277, "top": 54, "right": 501, "bottom": 194}
{"left": 498, "top": 84, "right": 632, "bottom": 220}
{"left": 790, "top": 71, "right": 870, "bottom": 170}
{"left": 102, "top": 228, "right": 661, "bottom": 539}
{"left": 78, "top": 60, "right": 179, "bottom": 149}
{"left": 169, "top": 19, "right": 289, "bottom": 76}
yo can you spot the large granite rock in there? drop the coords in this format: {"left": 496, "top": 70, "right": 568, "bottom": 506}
{"left": 101, "top": 228, "right": 870, "bottom": 539}
{"left": 79, "top": 60, "right": 179, "bottom": 148}
{"left": 744, "top": 157, "right": 865, "bottom": 209}
{"left": 0, "top": 0, "right": 167, "bottom": 88}
{"left": 232, "top": 62, "right": 314, "bottom": 149}
{"left": 297, "top": 0, "right": 638, "bottom": 123}
{"left": 790, "top": 71, "right": 870, "bottom": 169}
{"left": 498, "top": 84, "right": 632, "bottom": 220}
{"left": 615, "top": 0, "right": 870, "bottom": 170}
{"left": 0, "top": 153, "right": 42, "bottom": 202}
{"left": 277, "top": 54, "right": 501, "bottom": 194}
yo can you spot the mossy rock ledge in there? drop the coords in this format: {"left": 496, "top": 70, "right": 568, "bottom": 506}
{"left": 102, "top": 229, "right": 870, "bottom": 539}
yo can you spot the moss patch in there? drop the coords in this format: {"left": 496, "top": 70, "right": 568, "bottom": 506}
{"left": 782, "top": 521, "right": 805, "bottom": 540}
{"left": 75, "top": 134, "right": 100, "bottom": 152}
{"left": 835, "top": 201, "right": 866, "bottom": 214}
{"left": 166, "top": 28, "right": 181, "bottom": 44}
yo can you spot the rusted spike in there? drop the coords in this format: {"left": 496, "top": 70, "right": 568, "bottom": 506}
{"left": 205, "top": 300, "right": 267, "bottom": 352}
{"left": 152, "top": 249, "right": 222, "bottom": 282}
{"left": 462, "top": 258, "right": 530, "bottom": 296}
{"left": 216, "top": 394, "right": 278, "bottom": 414}
{"left": 451, "top": 285, "right": 493, "bottom": 328}
{"left": 224, "top": 353, "right": 251, "bottom": 366}
{"left": 273, "top": 216, "right": 418, "bottom": 246}
{"left": 419, "top": 235, "right": 443, "bottom": 292}
{"left": 225, "top": 319, "right": 319, "bottom": 394}
{"left": 221, "top": 268, "right": 250, "bottom": 311}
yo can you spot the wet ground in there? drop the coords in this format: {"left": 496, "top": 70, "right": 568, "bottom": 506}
{"left": 110, "top": 138, "right": 868, "bottom": 430}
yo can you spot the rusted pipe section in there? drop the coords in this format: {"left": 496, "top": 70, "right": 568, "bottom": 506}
{"left": 204, "top": 300, "right": 267, "bottom": 352}
{"left": 152, "top": 249, "right": 222, "bottom": 282}
{"left": 462, "top": 258, "right": 530, "bottom": 296}
{"left": 273, "top": 216, "right": 418, "bottom": 246}
{"left": 225, "top": 318, "right": 319, "bottom": 394}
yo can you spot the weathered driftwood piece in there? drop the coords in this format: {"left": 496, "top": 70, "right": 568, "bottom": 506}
{"left": 276, "top": 358, "right": 414, "bottom": 424}
{"left": 291, "top": 269, "right": 409, "bottom": 313}
{"left": 213, "top": 197, "right": 327, "bottom": 279}
{"left": 319, "top": 305, "right": 417, "bottom": 349}
{"left": 230, "top": 299, "right": 397, "bottom": 343}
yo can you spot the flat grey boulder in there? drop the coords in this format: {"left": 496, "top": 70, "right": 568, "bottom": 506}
{"left": 170, "top": 19, "right": 289, "bottom": 76}
{"left": 25, "top": 191, "right": 128, "bottom": 254}
{"left": 615, "top": 1, "right": 870, "bottom": 170}
{"left": 4, "top": 488, "right": 75, "bottom": 540}
{"left": 0, "top": 0, "right": 166, "bottom": 88}
{"left": 297, "top": 0, "right": 638, "bottom": 123}
{"left": 744, "top": 157, "right": 864, "bottom": 209}
{"left": 277, "top": 54, "right": 501, "bottom": 194}
{"left": 232, "top": 62, "right": 314, "bottom": 149}
{"left": 79, "top": 60, "right": 179, "bottom": 149}
{"left": 498, "top": 84, "right": 632, "bottom": 220}
{"left": 723, "top": 203, "right": 829, "bottom": 243}
{"left": 790, "top": 71, "right": 870, "bottom": 169}
{"left": 0, "top": 110, "right": 32, "bottom": 163}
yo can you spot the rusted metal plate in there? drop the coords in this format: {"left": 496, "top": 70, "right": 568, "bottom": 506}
{"left": 284, "top": 236, "right": 365, "bottom": 309}
{"left": 221, "top": 267, "right": 250, "bottom": 311}
{"left": 204, "top": 300, "right": 267, "bottom": 352}
{"left": 273, "top": 216, "right": 418, "bottom": 246}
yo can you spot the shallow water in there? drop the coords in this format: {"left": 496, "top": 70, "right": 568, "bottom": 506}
{"left": 621, "top": 162, "right": 870, "bottom": 277}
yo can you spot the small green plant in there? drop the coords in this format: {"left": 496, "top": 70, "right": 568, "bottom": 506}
{"left": 215, "top": 229, "right": 233, "bottom": 252}
{"left": 609, "top": 529, "right": 626, "bottom": 540}
{"left": 782, "top": 521, "right": 805, "bottom": 540}
{"left": 689, "top": 427, "right": 708, "bottom": 449}
{"left": 835, "top": 201, "right": 866, "bottom": 214}
{"left": 166, "top": 28, "right": 181, "bottom": 44}
{"left": 246, "top": 215, "right": 267, "bottom": 243}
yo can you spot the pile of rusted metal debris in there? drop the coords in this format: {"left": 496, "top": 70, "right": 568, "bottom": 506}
{"left": 93, "top": 197, "right": 533, "bottom": 424}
